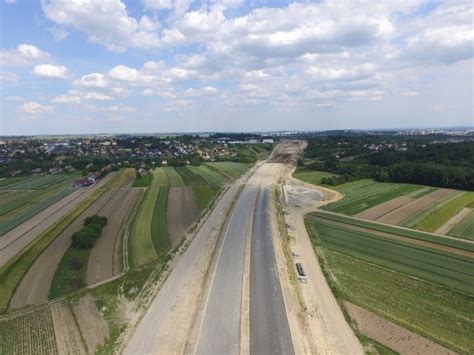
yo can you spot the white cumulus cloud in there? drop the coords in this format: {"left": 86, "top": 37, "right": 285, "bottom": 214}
{"left": 32, "top": 64, "right": 71, "bottom": 79}
{"left": 20, "top": 101, "right": 55, "bottom": 114}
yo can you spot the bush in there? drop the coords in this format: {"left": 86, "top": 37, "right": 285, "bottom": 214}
{"left": 71, "top": 215, "right": 107, "bottom": 249}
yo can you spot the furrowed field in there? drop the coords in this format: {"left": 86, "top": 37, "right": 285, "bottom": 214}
{"left": 129, "top": 162, "right": 249, "bottom": 266}
{"left": 306, "top": 213, "right": 474, "bottom": 353}
{"left": 0, "top": 173, "right": 79, "bottom": 236}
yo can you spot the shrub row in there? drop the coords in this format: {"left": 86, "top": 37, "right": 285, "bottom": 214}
{"left": 71, "top": 215, "right": 107, "bottom": 249}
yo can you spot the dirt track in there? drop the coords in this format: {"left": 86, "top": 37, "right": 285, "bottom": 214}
{"left": 345, "top": 302, "right": 456, "bottom": 354}
{"left": 166, "top": 186, "right": 199, "bottom": 247}
{"left": 377, "top": 189, "right": 456, "bottom": 225}
{"left": 86, "top": 188, "right": 140, "bottom": 285}
{"left": 0, "top": 173, "right": 115, "bottom": 268}
{"left": 356, "top": 196, "right": 413, "bottom": 220}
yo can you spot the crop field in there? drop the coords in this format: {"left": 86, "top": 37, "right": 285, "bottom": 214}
{"left": 310, "top": 245, "right": 474, "bottom": 353}
{"left": 306, "top": 212, "right": 474, "bottom": 295}
{"left": 0, "top": 306, "right": 57, "bottom": 354}
{"left": 4, "top": 174, "right": 74, "bottom": 190}
{"left": 173, "top": 167, "right": 207, "bottom": 186}
{"left": 206, "top": 162, "right": 249, "bottom": 178}
{"left": 414, "top": 192, "right": 474, "bottom": 232}
{"left": 188, "top": 165, "right": 227, "bottom": 186}
{"left": 0, "top": 176, "right": 30, "bottom": 189}
{"left": 151, "top": 168, "right": 169, "bottom": 187}
{"left": 132, "top": 173, "right": 152, "bottom": 187}
{"left": 293, "top": 168, "right": 338, "bottom": 185}
{"left": 324, "top": 182, "right": 424, "bottom": 215}
{"left": 193, "top": 185, "right": 219, "bottom": 211}
{"left": 449, "top": 210, "right": 474, "bottom": 240}
{"left": 151, "top": 187, "right": 171, "bottom": 254}
{"left": 130, "top": 188, "right": 160, "bottom": 266}
{"left": 163, "top": 167, "right": 185, "bottom": 186}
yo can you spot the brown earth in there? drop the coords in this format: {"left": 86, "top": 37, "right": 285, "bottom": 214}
{"left": 0, "top": 172, "right": 116, "bottom": 268}
{"left": 120, "top": 169, "right": 136, "bottom": 188}
{"left": 377, "top": 189, "right": 456, "bottom": 225}
{"left": 356, "top": 196, "right": 414, "bottom": 220}
{"left": 312, "top": 215, "right": 473, "bottom": 258}
{"left": 345, "top": 302, "right": 457, "bottom": 354}
{"left": 166, "top": 186, "right": 199, "bottom": 247}
{"left": 50, "top": 301, "right": 86, "bottom": 355}
{"left": 72, "top": 293, "right": 109, "bottom": 354}
{"left": 86, "top": 188, "right": 141, "bottom": 285}
{"left": 10, "top": 190, "right": 118, "bottom": 309}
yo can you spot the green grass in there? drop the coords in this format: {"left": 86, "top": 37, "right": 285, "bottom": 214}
{"left": 132, "top": 173, "right": 152, "bottom": 187}
{"left": 415, "top": 192, "right": 474, "bottom": 232}
{"left": 306, "top": 214, "right": 474, "bottom": 295}
{"left": 0, "top": 176, "right": 31, "bottom": 189}
{"left": 293, "top": 168, "right": 338, "bottom": 184}
{"left": 130, "top": 188, "right": 159, "bottom": 266}
{"left": 151, "top": 187, "right": 170, "bottom": 254}
{"left": 49, "top": 246, "right": 90, "bottom": 299}
{"left": 151, "top": 167, "right": 169, "bottom": 187}
{"left": 174, "top": 167, "right": 207, "bottom": 186}
{"left": 192, "top": 186, "right": 219, "bottom": 211}
{"left": 7, "top": 174, "right": 72, "bottom": 190}
{"left": 449, "top": 210, "right": 474, "bottom": 240}
{"left": 0, "top": 172, "right": 126, "bottom": 313}
{"left": 308, "top": 242, "right": 474, "bottom": 353}
{"left": 163, "top": 167, "right": 185, "bottom": 186}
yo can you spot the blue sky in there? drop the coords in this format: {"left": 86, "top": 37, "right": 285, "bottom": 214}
{"left": 0, "top": 0, "right": 472, "bottom": 135}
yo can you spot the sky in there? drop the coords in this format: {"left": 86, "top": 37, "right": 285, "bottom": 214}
{"left": 0, "top": 0, "right": 473, "bottom": 135}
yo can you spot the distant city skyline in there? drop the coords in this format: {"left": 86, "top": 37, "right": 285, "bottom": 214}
{"left": 1, "top": 0, "right": 473, "bottom": 135}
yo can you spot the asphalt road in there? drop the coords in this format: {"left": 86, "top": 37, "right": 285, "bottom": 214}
{"left": 124, "top": 168, "right": 257, "bottom": 354}
{"left": 250, "top": 187, "right": 294, "bottom": 355}
{"left": 194, "top": 186, "right": 259, "bottom": 355}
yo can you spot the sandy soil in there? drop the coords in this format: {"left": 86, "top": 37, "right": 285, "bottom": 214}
{"left": 435, "top": 207, "right": 472, "bottom": 235}
{"left": 356, "top": 196, "right": 414, "bottom": 220}
{"left": 86, "top": 188, "right": 141, "bottom": 285}
{"left": 282, "top": 177, "right": 364, "bottom": 354}
{"left": 312, "top": 215, "right": 473, "bottom": 258}
{"left": 0, "top": 172, "right": 116, "bottom": 268}
{"left": 345, "top": 302, "right": 457, "bottom": 354}
{"left": 50, "top": 301, "right": 86, "bottom": 355}
{"left": 378, "top": 189, "right": 456, "bottom": 225}
{"left": 72, "top": 293, "right": 109, "bottom": 354}
{"left": 166, "top": 186, "right": 199, "bottom": 247}
{"left": 10, "top": 190, "right": 118, "bottom": 309}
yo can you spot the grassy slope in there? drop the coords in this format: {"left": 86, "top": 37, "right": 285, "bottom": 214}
{"left": 130, "top": 188, "right": 159, "bottom": 266}
{"left": 293, "top": 168, "right": 338, "bottom": 184}
{"left": 205, "top": 162, "right": 249, "bottom": 178}
{"left": 449, "top": 210, "right": 474, "bottom": 240}
{"left": 415, "top": 192, "right": 474, "bottom": 232}
{"left": 151, "top": 187, "right": 170, "bottom": 254}
{"left": 192, "top": 186, "right": 218, "bottom": 211}
{"left": 307, "top": 222, "right": 474, "bottom": 353}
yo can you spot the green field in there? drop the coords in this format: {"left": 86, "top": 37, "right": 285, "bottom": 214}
{"left": 0, "top": 176, "right": 31, "bottom": 189}
{"left": 151, "top": 187, "right": 170, "bottom": 254}
{"left": 312, "top": 246, "right": 474, "bottom": 353}
{"left": 49, "top": 246, "right": 90, "bottom": 299}
{"left": 132, "top": 173, "right": 152, "bottom": 187}
{"left": 163, "top": 167, "right": 185, "bottom": 186}
{"left": 293, "top": 168, "right": 338, "bottom": 185}
{"left": 188, "top": 165, "right": 227, "bottom": 186}
{"left": 130, "top": 188, "right": 160, "bottom": 266}
{"left": 449, "top": 210, "right": 474, "bottom": 240}
{"left": 4, "top": 174, "right": 73, "bottom": 190}
{"left": 151, "top": 168, "right": 169, "bottom": 187}
{"left": 415, "top": 192, "right": 474, "bottom": 232}
{"left": 174, "top": 167, "right": 207, "bottom": 186}
{"left": 306, "top": 212, "right": 474, "bottom": 295}
{"left": 193, "top": 186, "right": 219, "bottom": 211}
{"left": 205, "top": 162, "right": 249, "bottom": 178}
